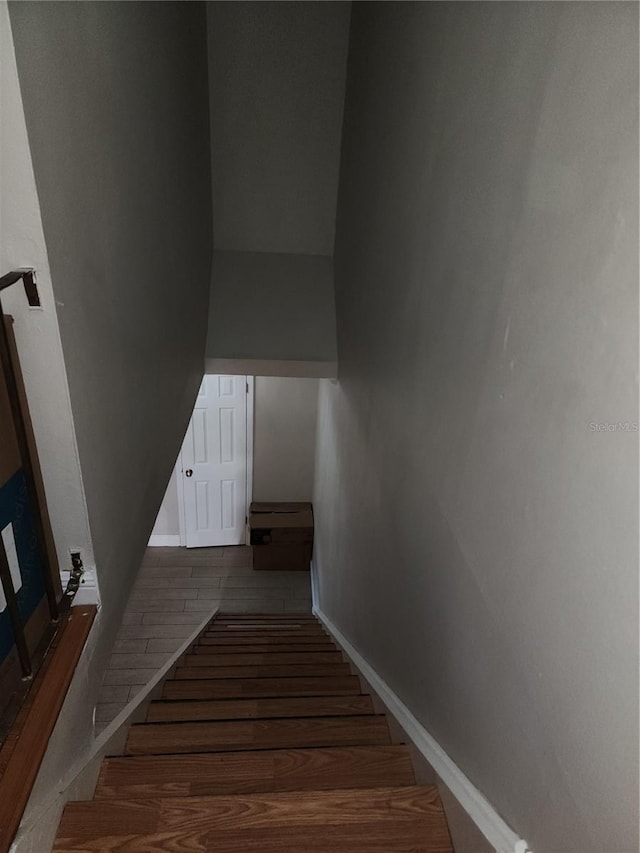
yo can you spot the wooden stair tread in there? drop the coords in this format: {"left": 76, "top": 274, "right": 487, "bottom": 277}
{"left": 54, "top": 785, "right": 453, "bottom": 852}
{"left": 204, "top": 631, "right": 329, "bottom": 641}
{"left": 182, "top": 651, "right": 343, "bottom": 666}
{"left": 211, "top": 625, "right": 318, "bottom": 631}
{"left": 205, "top": 622, "right": 329, "bottom": 637}
{"left": 209, "top": 610, "right": 322, "bottom": 625}
{"left": 214, "top": 615, "right": 318, "bottom": 623}
{"left": 146, "top": 694, "right": 374, "bottom": 722}
{"left": 163, "top": 675, "right": 362, "bottom": 701}
{"left": 174, "top": 662, "right": 352, "bottom": 679}
{"left": 216, "top": 612, "right": 318, "bottom": 618}
{"left": 207, "top": 624, "right": 326, "bottom": 632}
{"left": 197, "top": 634, "right": 334, "bottom": 646}
{"left": 56, "top": 824, "right": 451, "bottom": 853}
{"left": 95, "top": 744, "right": 416, "bottom": 799}
{"left": 126, "top": 715, "right": 391, "bottom": 755}
{"left": 53, "top": 613, "right": 453, "bottom": 853}
{"left": 191, "top": 641, "right": 338, "bottom": 654}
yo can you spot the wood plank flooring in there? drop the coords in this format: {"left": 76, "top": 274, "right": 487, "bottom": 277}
{"left": 197, "top": 634, "right": 334, "bottom": 646}
{"left": 180, "top": 651, "right": 344, "bottom": 665}
{"left": 190, "top": 641, "right": 337, "bottom": 653}
{"left": 54, "top": 613, "right": 453, "bottom": 852}
{"left": 95, "top": 745, "right": 416, "bottom": 798}
{"left": 145, "top": 694, "right": 375, "bottom": 722}
{"left": 173, "top": 662, "right": 353, "bottom": 679}
{"left": 162, "top": 674, "right": 363, "bottom": 700}
{"left": 94, "top": 546, "right": 312, "bottom": 730}
{"left": 126, "top": 715, "right": 392, "bottom": 755}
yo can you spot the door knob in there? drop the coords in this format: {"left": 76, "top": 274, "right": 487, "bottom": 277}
{"left": 185, "top": 469, "right": 193, "bottom": 477}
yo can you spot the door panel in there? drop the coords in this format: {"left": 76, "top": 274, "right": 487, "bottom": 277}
{"left": 182, "top": 375, "right": 247, "bottom": 547}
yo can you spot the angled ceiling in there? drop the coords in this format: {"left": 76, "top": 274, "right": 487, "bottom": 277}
{"left": 205, "top": 2, "right": 351, "bottom": 376}
{"left": 208, "top": 1, "right": 351, "bottom": 256}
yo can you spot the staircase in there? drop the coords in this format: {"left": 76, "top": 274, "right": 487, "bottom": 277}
{"left": 53, "top": 613, "right": 454, "bottom": 852}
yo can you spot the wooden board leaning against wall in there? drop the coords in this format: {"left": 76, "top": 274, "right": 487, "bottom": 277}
{"left": 0, "top": 312, "right": 62, "bottom": 731}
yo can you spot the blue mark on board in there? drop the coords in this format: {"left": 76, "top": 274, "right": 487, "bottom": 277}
{"left": 0, "top": 469, "right": 46, "bottom": 663}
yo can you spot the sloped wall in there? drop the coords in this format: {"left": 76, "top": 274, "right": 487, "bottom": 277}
{"left": 0, "top": 2, "right": 96, "bottom": 598}
{"left": 205, "top": 2, "right": 348, "bottom": 377}
{"left": 206, "top": 252, "right": 337, "bottom": 376}
{"left": 7, "top": 0, "right": 213, "bottom": 822}
{"left": 208, "top": 0, "right": 350, "bottom": 256}
{"left": 314, "top": 4, "right": 638, "bottom": 851}
{"left": 9, "top": 0, "right": 212, "bottom": 617}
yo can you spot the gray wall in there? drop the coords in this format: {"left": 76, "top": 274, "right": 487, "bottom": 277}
{"left": 253, "top": 377, "right": 318, "bottom": 502}
{"left": 150, "top": 467, "right": 180, "bottom": 538}
{"left": 9, "top": 0, "right": 212, "bottom": 763}
{"left": 1, "top": 1, "right": 97, "bottom": 594}
{"left": 208, "top": 1, "right": 350, "bottom": 255}
{"left": 207, "top": 252, "right": 337, "bottom": 365}
{"left": 314, "top": 4, "right": 638, "bottom": 852}
{"left": 205, "top": 2, "right": 348, "bottom": 376}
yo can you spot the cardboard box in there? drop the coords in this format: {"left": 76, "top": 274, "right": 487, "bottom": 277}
{"left": 249, "top": 502, "right": 313, "bottom": 571}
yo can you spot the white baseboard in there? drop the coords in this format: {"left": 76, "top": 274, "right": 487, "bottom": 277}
{"left": 313, "top": 606, "right": 531, "bottom": 853}
{"left": 148, "top": 534, "right": 181, "bottom": 547}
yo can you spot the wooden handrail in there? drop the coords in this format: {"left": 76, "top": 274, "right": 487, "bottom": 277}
{"left": 0, "top": 605, "right": 96, "bottom": 853}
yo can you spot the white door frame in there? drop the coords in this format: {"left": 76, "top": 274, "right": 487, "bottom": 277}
{"left": 245, "top": 376, "right": 254, "bottom": 543}
{"left": 176, "top": 375, "right": 254, "bottom": 547}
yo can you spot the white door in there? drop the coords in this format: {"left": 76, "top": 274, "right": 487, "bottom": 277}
{"left": 181, "top": 375, "right": 248, "bottom": 547}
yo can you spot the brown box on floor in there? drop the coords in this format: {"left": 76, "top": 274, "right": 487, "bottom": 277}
{"left": 249, "top": 502, "right": 313, "bottom": 571}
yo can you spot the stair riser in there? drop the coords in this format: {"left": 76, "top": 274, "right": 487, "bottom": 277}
{"left": 126, "top": 716, "right": 391, "bottom": 755}
{"left": 174, "top": 663, "right": 352, "bottom": 680}
{"left": 213, "top": 618, "right": 318, "bottom": 624}
{"left": 197, "top": 636, "right": 333, "bottom": 646}
{"left": 162, "top": 676, "right": 362, "bottom": 701}
{"left": 191, "top": 643, "right": 337, "bottom": 654}
{"left": 146, "top": 695, "right": 374, "bottom": 723}
{"left": 182, "top": 652, "right": 344, "bottom": 667}
{"left": 205, "top": 631, "right": 329, "bottom": 639}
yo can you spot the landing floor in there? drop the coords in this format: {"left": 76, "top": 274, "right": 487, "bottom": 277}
{"left": 94, "top": 546, "right": 312, "bottom": 732}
